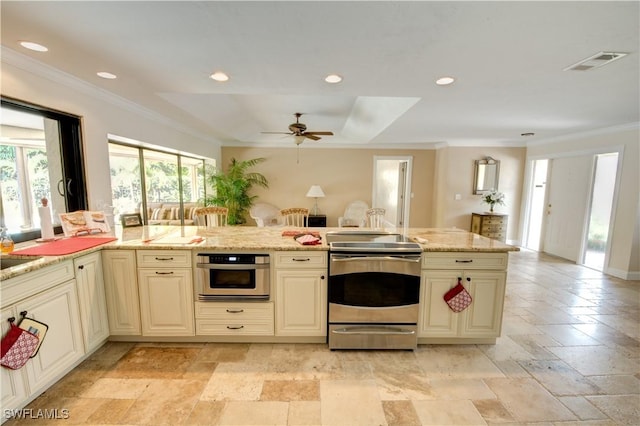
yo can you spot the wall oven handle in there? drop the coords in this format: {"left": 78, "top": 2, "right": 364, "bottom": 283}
{"left": 196, "top": 263, "right": 269, "bottom": 270}
{"left": 331, "top": 326, "right": 416, "bottom": 335}
{"left": 331, "top": 255, "right": 420, "bottom": 263}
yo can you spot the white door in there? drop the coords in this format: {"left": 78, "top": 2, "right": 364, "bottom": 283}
{"left": 372, "top": 156, "right": 412, "bottom": 227}
{"left": 543, "top": 156, "right": 592, "bottom": 262}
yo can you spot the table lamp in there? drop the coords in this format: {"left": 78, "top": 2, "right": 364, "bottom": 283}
{"left": 306, "top": 185, "right": 325, "bottom": 215}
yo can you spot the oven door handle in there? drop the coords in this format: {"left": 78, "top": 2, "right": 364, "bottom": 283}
{"left": 330, "top": 255, "right": 421, "bottom": 263}
{"left": 331, "top": 326, "right": 416, "bottom": 335}
{"left": 196, "top": 263, "right": 269, "bottom": 270}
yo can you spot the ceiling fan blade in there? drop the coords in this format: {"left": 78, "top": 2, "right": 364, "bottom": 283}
{"left": 261, "top": 131, "right": 293, "bottom": 135}
{"left": 305, "top": 131, "right": 333, "bottom": 136}
{"left": 304, "top": 134, "right": 321, "bottom": 141}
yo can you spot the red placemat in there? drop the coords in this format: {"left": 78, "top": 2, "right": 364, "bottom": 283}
{"left": 11, "top": 237, "right": 117, "bottom": 256}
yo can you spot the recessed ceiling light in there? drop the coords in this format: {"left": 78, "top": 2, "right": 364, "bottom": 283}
{"left": 325, "top": 74, "right": 342, "bottom": 84}
{"left": 210, "top": 71, "right": 230, "bottom": 82}
{"left": 20, "top": 41, "right": 48, "bottom": 52}
{"left": 435, "top": 76, "right": 455, "bottom": 86}
{"left": 97, "top": 71, "right": 117, "bottom": 80}
{"left": 521, "top": 132, "right": 535, "bottom": 137}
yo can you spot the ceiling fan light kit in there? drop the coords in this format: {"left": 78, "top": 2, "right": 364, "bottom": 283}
{"left": 262, "top": 112, "right": 334, "bottom": 146}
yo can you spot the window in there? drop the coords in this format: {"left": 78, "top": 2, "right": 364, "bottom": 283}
{"left": 108, "top": 141, "right": 207, "bottom": 225}
{"left": 1, "top": 97, "right": 87, "bottom": 242}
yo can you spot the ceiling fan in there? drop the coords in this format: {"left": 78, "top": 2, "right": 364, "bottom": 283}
{"left": 262, "top": 113, "right": 333, "bottom": 145}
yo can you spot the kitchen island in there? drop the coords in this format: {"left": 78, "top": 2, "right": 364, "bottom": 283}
{"left": 1, "top": 226, "right": 517, "bottom": 413}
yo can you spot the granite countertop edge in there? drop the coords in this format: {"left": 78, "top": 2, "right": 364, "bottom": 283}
{"left": 1, "top": 226, "right": 518, "bottom": 281}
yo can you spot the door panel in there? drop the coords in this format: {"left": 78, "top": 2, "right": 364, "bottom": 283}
{"left": 543, "top": 156, "right": 592, "bottom": 261}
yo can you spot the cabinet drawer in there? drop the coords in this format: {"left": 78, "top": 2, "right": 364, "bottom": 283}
{"left": 196, "top": 320, "right": 274, "bottom": 335}
{"left": 2, "top": 261, "right": 75, "bottom": 307}
{"left": 274, "top": 251, "right": 327, "bottom": 268}
{"left": 422, "top": 252, "right": 508, "bottom": 270}
{"left": 136, "top": 250, "right": 192, "bottom": 268}
{"left": 195, "top": 301, "right": 274, "bottom": 320}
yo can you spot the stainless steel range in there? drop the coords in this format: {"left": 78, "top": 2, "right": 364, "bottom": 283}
{"left": 326, "top": 231, "right": 422, "bottom": 350}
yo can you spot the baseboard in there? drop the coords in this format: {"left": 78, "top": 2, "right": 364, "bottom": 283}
{"left": 605, "top": 267, "right": 640, "bottom": 281}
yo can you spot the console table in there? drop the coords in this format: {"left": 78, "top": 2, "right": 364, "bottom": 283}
{"left": 471, "top": 212, "right": 507, "bottom": 242}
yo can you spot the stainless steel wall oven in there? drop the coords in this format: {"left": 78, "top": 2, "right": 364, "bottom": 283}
{"left": 327, "top": 235, "right": 422, "bottom": 350}
{"left": 196, "top": 253, "right": 270, "bottom": 301}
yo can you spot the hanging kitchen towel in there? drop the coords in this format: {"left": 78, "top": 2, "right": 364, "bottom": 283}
{"left": 17, "top": 312, "right": 48, "bottom": 358}
{"left": 443, "top": 278, "right": 472, "bottom": 312}
{"left": 1, "top": 319, "right": 39, "bottom": 370}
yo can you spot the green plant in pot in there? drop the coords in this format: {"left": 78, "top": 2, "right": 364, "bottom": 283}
{"left": 204, "top": 157, "right": 269, "bottom": 225}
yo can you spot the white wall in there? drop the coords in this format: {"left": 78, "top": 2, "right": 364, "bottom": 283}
{"left": 1, "top": 48, "right": 222, "bottom": 210}
{"left": 526, "top": 125, "right": 640, "bottom": 280}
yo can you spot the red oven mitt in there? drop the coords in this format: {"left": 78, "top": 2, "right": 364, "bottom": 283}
{"left": 1, "top": 321, "right": 39, "bottom": 370}
{"left": 295, "top": 233, "right": 322, "bottom": 245}
{"left": 443, "top": 278, "right": 472, "bottom": 312}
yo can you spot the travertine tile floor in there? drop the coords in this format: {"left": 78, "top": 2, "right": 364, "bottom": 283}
{"left": 6, "top": 250, "right": 639, "bottom": 425}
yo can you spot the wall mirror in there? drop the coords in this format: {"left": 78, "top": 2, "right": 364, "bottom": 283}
{"left": 473, "top": 156, "right": 500, "bottom": 194}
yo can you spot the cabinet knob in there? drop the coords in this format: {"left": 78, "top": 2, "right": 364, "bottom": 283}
{"left": 78, "top": 265, "right": 84, "bottom": 270}
{"left": 320, "top": 275, "right": 325, "bottom": 280}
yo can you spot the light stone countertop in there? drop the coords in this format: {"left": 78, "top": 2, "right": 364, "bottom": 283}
{"left": 1, "top": 226, "right": 518, "bottom": 281}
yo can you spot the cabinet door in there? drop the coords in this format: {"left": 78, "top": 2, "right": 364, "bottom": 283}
{"left": 419, "top": 271, "right": 460, "bottom": 337}
{"left": 1, "top": 305, "right": 29, "bottom": 412}
{"left": 275, "top": 270, "right": 327, "bottom": 336}
{"left": 74, "top": 252, "right": 109, "bottom": 353}
{"left": 138, "top": 269, "right": 194, "bottom": 336}
{"left": 101, "top": 250, "right": 141, "bottom": 335}
{"left": 460, "top": 271, "right": 506, "bottom": 337}
{"left": 21, "top": 280, "right": 84, "bottom": 393}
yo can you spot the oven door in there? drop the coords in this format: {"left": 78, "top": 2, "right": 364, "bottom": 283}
{"left": 328, "top": 253, "right": 421, "bottom": 323}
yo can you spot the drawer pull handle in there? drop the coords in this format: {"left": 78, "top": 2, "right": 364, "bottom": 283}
{"left": 292, "top": 258, "right": 311, "bottom": 262}
{"left": 226, "top": 325, "right": 244, "bottom": 330}
{"left": 155, "top": 271, "right": 174, "bottom": 275}
{"left": 226, "top": 309, "right": 244, "bottom": 313}
{"left": 455, "top": 260, "right": 473, "bottom": 263}
{"left": 155, "top": 257, "right": 174, "bottom": 261}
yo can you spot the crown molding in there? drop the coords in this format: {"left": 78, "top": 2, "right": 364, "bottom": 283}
{"left": 1, "top": 46, "right": 219, "bottom": 146}
{"left": 526, "top": 122, "right": 640, "bottom": 147}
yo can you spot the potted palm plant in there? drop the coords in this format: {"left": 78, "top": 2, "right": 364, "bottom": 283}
{"left": 204, "top": 157, "right": 269, "bottom": 225}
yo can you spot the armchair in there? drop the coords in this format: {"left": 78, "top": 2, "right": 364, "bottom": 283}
{"left": 338, "top": 201, "right": 369, "bottom": 227}
{"left": 249, "top": 202, "right": 281, "bottom": 227}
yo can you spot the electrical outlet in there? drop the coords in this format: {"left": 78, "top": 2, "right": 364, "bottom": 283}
{"left": 454, "top": 194, "right": 462, "bottom": 201}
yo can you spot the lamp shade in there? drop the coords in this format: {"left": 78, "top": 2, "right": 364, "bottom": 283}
{"left": 306, "top": 185, "right": 325, "bottom": 198}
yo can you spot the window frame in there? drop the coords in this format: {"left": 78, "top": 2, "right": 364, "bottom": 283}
{"left": 1, "top": 97, "right": 88, "bottom": 242}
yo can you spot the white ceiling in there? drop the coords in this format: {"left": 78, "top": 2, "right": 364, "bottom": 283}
{"left": 1, "top": 1, "right": 638, "bottom": 149}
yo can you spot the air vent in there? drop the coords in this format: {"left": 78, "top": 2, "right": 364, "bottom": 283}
{"left": 564, "top": 51, "right": 628, "bottom": 71}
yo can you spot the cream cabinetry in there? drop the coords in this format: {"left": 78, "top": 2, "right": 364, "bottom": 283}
{"left": 195, "top": 302, "right": 274, "bottom": 335}
{"left": 1, "top": 262, "right": 84, "bottom": 415}
{"left": 101, "top": 250, "right": 141, "bottom": 335}
{"left": 136, "top": 250, "right": 194, "bottom": 336}
{"left": 420, "top": 252, "right": 507, "bottom": 343}
{"left": 74, "top": 252, "right": 109, "bottom": 353}
{"left": 274, "top": 251, "right": 327, "bottom": 337}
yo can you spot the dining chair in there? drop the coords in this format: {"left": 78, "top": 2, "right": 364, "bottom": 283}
{"left": 194, "top": 206, "right": 228, "bottom": 227}
{"left": 366, "top": 208, "right": 386, "bottom": 228}
{"left": 280, "top": 208, "right": 309, "bottom": 227}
